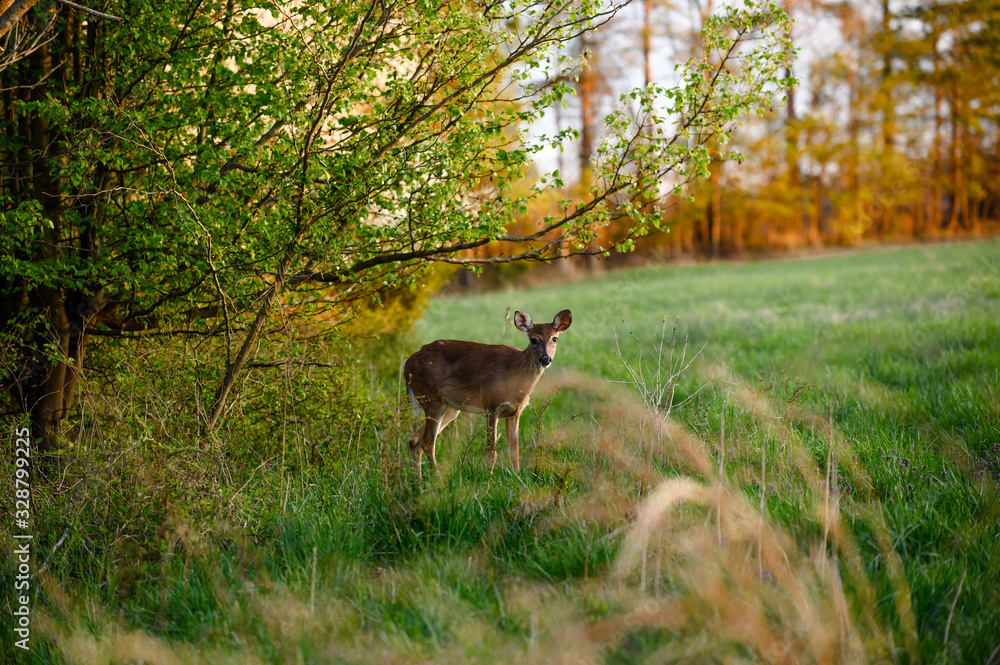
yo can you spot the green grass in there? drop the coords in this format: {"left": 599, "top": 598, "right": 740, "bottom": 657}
{"left": 413, "top": 241, "right": 1000, "bottom": 661}
{"left": 4, "top": 240, "right": 999, "bottom": 664}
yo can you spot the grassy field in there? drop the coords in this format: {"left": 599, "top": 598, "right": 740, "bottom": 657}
{"left": 6, "top": 240, "right": 1000, "bottom": 664}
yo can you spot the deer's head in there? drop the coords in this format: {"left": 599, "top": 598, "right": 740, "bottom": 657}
{"left": 514, "top": 309, "right": 572, "bottom": 368}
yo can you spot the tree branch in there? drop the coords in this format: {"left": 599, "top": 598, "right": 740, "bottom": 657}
{"left": 246, "top": 360, "right": 336, "bottom": 369}
{"left": 55, "top": 0, "right": 123, "bottom": 22}
{"left": 0, "top": 0, "right": 43, "bottom": 39}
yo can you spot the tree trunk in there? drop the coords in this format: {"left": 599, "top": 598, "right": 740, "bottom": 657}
{"left": 931, "top": 23, "right": 943, "bottom": 234}
{"left": 947, "top": 83, "right": 963, "bottom": 233}
{"left": 23, "top": 38, "right": 73, "bottom": 456}
{"left": 783, "top": 1, "right": 802, "bottom": 243}
{"left": 206, "top": 246, "right": 297, "bottom": 435}
{"left": 880, "top": 0, "right": 895, "bottom": 153}
{"left": 643, "top": 0, "right": 653, "bottom": 90}
{"left": 707, "top": 156, "right": 722, "bottom": 257}
{"left": 0, "top": 0, "right": 44, "bottom": 40}
{"left": 578, "top": 36, "right": 597, "bottom": 182}
{"left": 879, "top": 0, "right": 896, "bottom": 237}
{"left": 6, "top": 16, "right": 109, "bottom": 456}
{"left": 577, "top": 36, "right": 600, "bottom": 270}
{"left": 25, "top": 290, "right": 71, "bottom": 456}
{"left": 845, "top": 35, "right": 861, "bottom": 241}
{"left": 732, "top": 207, "right": 744, "bottom": 255}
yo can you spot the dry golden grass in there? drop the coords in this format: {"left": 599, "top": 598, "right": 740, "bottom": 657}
{"left": 529, "top": 369, "right": 913, "bottom": 665}
{"left": 27, "top": 369, "right": 921, "bottom": 665}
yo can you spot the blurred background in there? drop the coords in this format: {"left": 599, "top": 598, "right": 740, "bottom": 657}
{"left": 494, "top": 0, "right": 998, "bottom": 273}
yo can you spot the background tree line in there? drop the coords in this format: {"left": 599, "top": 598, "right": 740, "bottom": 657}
{"left": 509, "top": 0, "right": 1000, "bottom": 264}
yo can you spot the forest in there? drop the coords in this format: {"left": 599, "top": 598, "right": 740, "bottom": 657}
{"left": 525, "top": 0, "right": 1000, "bottom": 259}
{"left": 1, "top": 0, "right": 998, "bottom": 663}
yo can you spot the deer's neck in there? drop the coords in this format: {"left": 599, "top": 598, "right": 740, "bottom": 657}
{"left": 517, "top": 345, "right": 546, "bottom": 375}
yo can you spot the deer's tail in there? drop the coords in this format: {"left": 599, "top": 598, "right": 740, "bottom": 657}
{"left": 400, "top": 356, "right": 422, "bottom": 416}
{"left": 406, "top": 385, "right": 422, "bottom": 416}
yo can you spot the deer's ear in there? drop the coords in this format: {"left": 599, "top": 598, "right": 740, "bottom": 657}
{"left": 552, "top": 309, "right": 572, "bottom": 332}
{"left": 514, "top": 311, "right": 533, "bottom": 333}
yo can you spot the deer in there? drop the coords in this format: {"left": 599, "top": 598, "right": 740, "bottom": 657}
{"left": 403, "top": 309, "right": 572, "bottom": 477}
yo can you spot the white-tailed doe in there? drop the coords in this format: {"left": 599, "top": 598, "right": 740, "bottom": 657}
{"left": 404, "top": 309, "right": 572, "bottom": 476}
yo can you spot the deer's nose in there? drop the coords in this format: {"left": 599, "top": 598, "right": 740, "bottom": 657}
{"left": 539, "top": 355, "right": 552, "bottom": 367}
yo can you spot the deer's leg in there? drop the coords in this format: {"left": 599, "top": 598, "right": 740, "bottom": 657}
{"left": 413, "top": 402, "right": 447, "bottom": 478}
{"left": 437, "top": 407, "right": 460, "bottom": 437}
{"left": 505, "top": 415, "right": 521, "bottom": 474}
{"left": 486, "top": 410, "right": 499, "bottom": 473}
{"left": 420, "top": 404, "right": 458, "bottom": 473}
{"left": 408, "top": 408, "right": 430, "bottom": 469}
{"left": 408, "top": 423, "right": 425, "bottom": 462}
{"left": 409, "top": 421, "right": 425, "bottom": 480}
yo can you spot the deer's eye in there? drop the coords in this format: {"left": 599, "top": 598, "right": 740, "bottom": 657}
{"left": 552, "top": 337, "right": 558, "bottom": 343}
{"left": 531, "top": 337, "right": 541, "bottom": 345}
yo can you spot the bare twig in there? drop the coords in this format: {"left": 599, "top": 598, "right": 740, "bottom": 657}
{"left": 759, "top": 435, "right": 766, "bottom": 581}
{"left": 246, "top": 360, "right": 337, "bottom": 369}
{"left": 986, "top": 642, "right": 1000, "bottom": 665}
{"left": 310, "top": 546, "right": 318, "bottom": 614}
{"left": 55, "top": 0, "right": 123, "bottom": 22}
{"left": 822, "top": 405, "right": 834, "bottom": 576}
{"left": 0, "top": 0, "right": 42, "bottom": 39}
{"left": 614, "top": 315, "right": 705, "bottom": 473}
{"left": 943, "top": 567, "right": 967, "bottom": 655}
{"left": 37, "top": 529, "right": 70, "bottom": 574}
{"left": 717, "top": 406, "right": 725, "bottom": 548}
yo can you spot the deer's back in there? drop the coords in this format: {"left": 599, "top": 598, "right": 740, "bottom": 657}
{"left": 405, "top": 340, "right": 536, "bottom": 413}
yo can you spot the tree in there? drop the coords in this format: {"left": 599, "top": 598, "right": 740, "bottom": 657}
{"left": 1, "top": 0, "right": 794, "bottom": 453}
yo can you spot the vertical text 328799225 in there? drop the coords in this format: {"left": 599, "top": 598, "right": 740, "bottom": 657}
{"left": 13, "top": 425, "right": 33, "bottom": 651}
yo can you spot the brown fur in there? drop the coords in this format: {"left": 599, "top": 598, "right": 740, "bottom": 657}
{"left": 404, "top": 310, "right": 572, "bottom": 476}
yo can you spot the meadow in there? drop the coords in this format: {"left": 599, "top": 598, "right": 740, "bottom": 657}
{"left": 5, "top": 240, "right": 999, "bottom": 664}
